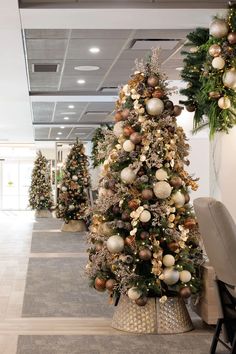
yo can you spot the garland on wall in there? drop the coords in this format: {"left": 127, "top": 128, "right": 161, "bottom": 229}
{"left": 91, "top": 125, "right": 114, "bottom": 168}
{"left": 29, "top": 151, "right": 54, "bottom": 211}
{"left": 180, "top": 4, "right": 236, "bottom": 137}
{"left": 87, "top": 49, "right": 203, "bottom": 306}
{"left": 56, "top": 139, "right": 90, "bottom": 223}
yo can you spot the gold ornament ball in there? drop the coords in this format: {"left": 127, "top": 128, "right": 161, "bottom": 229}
{"left": 208, "top": 44, "right": 222, "bottom": 57}
{"left": 212, "top": 56, "right": 225, "bottom": 70}
{"left": 153, "top": 181, "right": 172, "bottom": 199}
{"left": 155, "top": 168, "right": 168, "bottom": 181}
{"left": 228, "top": 32, "right": 236, "bottom": 44}
{"left": 163, "top": 254, "right": 175, "bottom": 267}
{"left": 146, "top": 98, "right": 164, "bottom": 116}
{"left": 218, "top": 96, "right": 231, "bottom": 110}
{"left": 139, "top": 248, "right": 152, "bottom": 261}
{"left": 139, "top": 210, "right": 151, "bottom": 223}
{"left": 209, "top": 19, "right": 229, "bottom": 38}
{"left": 223, "top": 69, "right": 236, "bottom": 89}
{"left": 172, "top": 191, "right": 185, "bottom": 208}
{"left": 180, "top": 286, "right": 192, "bottom": 298}
{"left": 123, "top": 140, "right": 135, "bottom": 152}
{"left": 179, "top": 270, "right": 192, "bottom": 283}
{"left": 127, "top": 287, "right": 142, "bottom": 300}
{"left": 106, "top": 235, "right": 125, "bottom": 253}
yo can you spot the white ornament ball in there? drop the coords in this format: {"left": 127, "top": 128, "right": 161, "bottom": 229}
{"left": 163, "top": 268, "right": 180, "bottom": 285}
{"left": 59, "top": 204, "right": 63, "bottom": 210}
{"left": 172, "top": 191, "right": 185, "bottom": 208}
{"left": 61, "top": 186, "right": 67, "bottom": 192}
{"left": 155, "top": 168, "right": 168, "bottom": 181}
{"left": 146, "top": 98, "right": 164, "bottom": 116}
{"left": 212, "top": 56, "right": 225, "bottom": 70}
{"left": 123, "top": 140, "right": 135, "bottom": 152}
{"left": 72, "top": 175, "right": 78, "bottom": 181}
{"left": 69, "top": 204, "right": 75, "bottom": 210}
{"left": 127, "top": 287, "right": 142, "bottom": 300}
{"left": 120, "top": 167, "right": 136, "bottom": 184}
{"left": 107, "top": 235, "right": 125, "bottom": 253}
{"left": 153, "top": 181, "right": 172, "bottom": 199}
{"left": 223, "top": 69, "right": 236, "bottom": 88}
{"left": 139, "top": 210, "right": 151, "bottom": 223}
{"left": 179, "top": 270, "right": 192, "bottom": 283}
{"left": 210, "top": 19, "right": 229, "bottom": 39}
{"left": 163, "top": 254, "right": 175, "bottom": 267}
{"left": 218, "top": 96, "right": 231, "bottom": 110}
{"left": 40, "top": 196, "right": 45, "bottom": 200}
{"left": 113, "top": 121, "right": 124, "bottom": 138}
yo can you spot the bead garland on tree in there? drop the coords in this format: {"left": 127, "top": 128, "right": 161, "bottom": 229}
{"left": 87, "top": 49, "right": 203, "bottom": 306}
{"left": 29, "top": 151, "right": 54, "bottom": 211}
{"left": 180, "top": 4, "right": 236, "bottom": 137}
{"left": 56, "top": 139, "right": 90, "bottom": 224}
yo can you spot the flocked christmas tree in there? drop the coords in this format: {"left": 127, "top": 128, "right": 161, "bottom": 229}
{"left": 56, "top": 139, "right": 90, "bottom": 224}
{"left": 29, "top": 151, "right": 53, "bottom": 211}
{"left": 87, "top": 49, "right": 203, "bottom": 306}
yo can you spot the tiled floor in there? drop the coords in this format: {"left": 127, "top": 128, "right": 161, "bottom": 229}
{"left": 0, "top": 212, "right": 228, "bottom": 354}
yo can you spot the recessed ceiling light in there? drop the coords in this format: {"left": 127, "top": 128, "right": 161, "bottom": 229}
{"left": 176, "top": 67, "right": 184, "bottom": 71}
{"left": 56, "top": 137, "right": 60, "bottom": 140}
{"left": 60, "top": 126, "right": 65, "bottom": 129}
{"left": 74, "top": 65, "right": 100, "bottom": 71}
{"left": 89, "top": 47, "right": 100, "bottom": 54}
{"left": 68, "top": 105, "right": 74, "bottom": 109}
{"left": 57, "top": 132, "right": 62, "bottom": 135}
{"left": 64, "top": 116, "right": 69, "bottom": 120}
{"left": 77, "top": 79, "right": 86, "bottom": 84}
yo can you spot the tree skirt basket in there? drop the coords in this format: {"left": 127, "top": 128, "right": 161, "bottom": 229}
{"left": 35, "top": 209, "right": 52, "bottom": 218}
{"left": 61, "top": 219, "right": 87, "bottom": 232}
{"left": 111, "top": 295, "right": 193, "bottom": 334}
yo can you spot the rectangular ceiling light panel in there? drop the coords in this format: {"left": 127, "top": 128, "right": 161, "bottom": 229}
{"left": 131, "top": 39, "right": 180, "bottom": 50}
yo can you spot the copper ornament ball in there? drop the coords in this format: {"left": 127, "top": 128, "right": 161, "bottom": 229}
{"left": 135, "top": 296, "right": 148, "bottom": 306}
{"left": 121, "top": 108, "right": 130, "bottom": 120}
{"left": 208, "top": 44, "right": 222, "bottom": 57}
{"left": 186, "top": 104, "right": 196, "bottom": 112}
{"left": 139, "top": 248, "right": 152, "bottom": 261}
{"left": 173, "top": 105, "right": 183, "bottom": 117}
{"left": 147, "top": 75, "right": 159, "bottom": 87}
{"left": 130, "top": 132, "right": 142, "bottom": 144}
{"left": 140, "top": 231, "right": 150, "bottom": 240}
{"left": 141, "top": 189, "right": 154, "bottom": 200}
{"left": 184, "top": 218, "right": 196, "bottom": 229}
{"left": 123, "top": 125, "right": 134, "bottom": 137}
{"left": 180, "top": 286, "right": 192, "bottom": 298}
{"left": 105, "top": 278, "right": 116, "bottom": 291}
{"left": 165, "top": 100, "right": 174, "bottom": 110}
{"left": 184, "top": 193, "right": 190, "bottom": 204}
{"left": 228, "top": 32, "right": 236, "bottom": 44}
{"left": 169, "top": 176, "right": 182, "bottom": 188}
{"left": 168, "top": 241, "right": 179, "bottom": 252}
{"left": 128, "top": 199, "right": 139, "bottom": 210}
{"left": 95, "top": 277, "right": 106, "bottom": 291}
{"left": 121, "top": 211, "right": 131, "bottom": 221}
{"left": 125, "top": 236, "right": 134, "bottom": 246}
{"left": 152, "top": 89, "right": 164, "bottom": 99}
{"left": 114, "top": 111, "right": 123, "bottom": 122}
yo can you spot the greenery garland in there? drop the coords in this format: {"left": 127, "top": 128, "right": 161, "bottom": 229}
{"left": 180, "top": 5, "right": 236, "bottom": 137}
{"left": 91, "top": 125, "right": 112, "bottom": 167}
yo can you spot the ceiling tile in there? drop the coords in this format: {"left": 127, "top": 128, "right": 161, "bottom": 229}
{"left": 26, "top": 39, "right": 68, "bottom": 60}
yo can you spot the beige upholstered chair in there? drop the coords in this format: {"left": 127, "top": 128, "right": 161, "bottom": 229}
{"left": 194, "top": 197, "right": 236, "bottom": 354}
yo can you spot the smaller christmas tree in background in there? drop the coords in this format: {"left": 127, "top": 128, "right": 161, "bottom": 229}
{"left": 91, "top": 125, "right": 114, "bottom": 168}
{"left": 56, "top": 139, "right": 90, "bottom": 229}
{"left": 29, "top": 151, "right": 53, "bottom": 215}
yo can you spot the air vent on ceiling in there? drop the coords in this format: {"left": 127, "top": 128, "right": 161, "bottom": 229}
{"left": 100, "top": 87, "right": 119, "bottom": 93}
{"left": 130, "top": 39, "right": 180, "bottom": 50}
{"left": 32, "top": 63, "right": 60, "bottom": 73}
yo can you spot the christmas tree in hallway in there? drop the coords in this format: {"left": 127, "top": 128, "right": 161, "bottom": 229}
{"left": 87, "top": 49, "right": 202, "bottom": 314}
{"left": 29, "top": 151, "right": 53, "bottom": 218}
{"left": 56, "top": 139, "right": 90, "bottom": 232}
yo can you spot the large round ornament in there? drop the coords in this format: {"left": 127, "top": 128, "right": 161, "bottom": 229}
{"left": 139, "top": 210, "right": 151, "bottom": 223}
{"left": 146, "top": 98, "right": 164, "bottom": 116}
{"left": 180, "top": 286, "right": 192, "bottom": 298}
{"left": 130, "top": 132, "right": 142, "bottom": 144}
{"left": 127, "top": 287, "right": 142, "bottom": 300}
{"left": 169, "top": 176, "right": 182, "bottom": 188}
{"left": 212, "top": 57, "right": 225, "bottom": 70}
{"left": 147, "top": 75, "right": 159, "bottom": 87}
{"left": 139, "top": 248, "right": 152, "bottom": 261}
{"left": 208, "top": 44, "right": 222, "bottom": 57}
{"left": 120, "top": 167, "right": 136, "bottom": 184}
{"left": 135, "top": 296, "right": 148, "bottom": 306}
{"left": 209, "top": 19, "right": 229, "bottom": 39}
{"left": 141, "top": 189, "right": 153, "bottom": 200}
{"left": 121, "top": 108, "right": 130, "bottom": 120}
{"left": 153, "top": 181, "right": 172, "bottom": 199}
{"left": 163, "top": 254, "right": 175, "bottom": 267}
{"left": 123, "top": 125, "right": 134, "bottom": 137}
{"left": 223, "top": 69, "right": 236, "bottom": 88}
{"left": 72, "top": 175, "right": 78, "bottom": 181}
{"left": 163, "top": 268, "right": 180, "bottom": 285}
{"left": 218, "top": 96, "right": 231, "bottom": 109}
{"left": 179, "top": 270, "right": 192, "bottom": 283}
{"left": 106, "top": 235, "right": 124, "bottom": 253}
{"left": 114, "top": 111, "right": 123, "bottom": 122}
{"left": 172, "top": 191, "right": 185, "bottom": 208}
{"left": 123, "top": 140, "right": 135, "bottom": 152}
{"left": 61, "top": 186, "right": 67, "bottom": 192}
{"left": 113, "top": 121, "right": 124, "bottom": 137}
{"left": 155, "top": 168, "right": 168, "bottom": 181}
{"left": 105, "top": 278, "right": 116, "bottom": 291}
{"left": 95, "top": 277, "right": 106, "bottom": 291}
{"left": 228, "top": 32, "right": 236, "bottom": 44}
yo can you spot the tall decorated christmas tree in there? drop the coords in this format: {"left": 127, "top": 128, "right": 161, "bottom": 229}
{"left": 56, "top": 139, "right": 90, "bottom": 232}
{"left": 29, "top": 151, "right": 53, "bottom": 218}
{"left": 87, "top": 50, "right": 203, "bottom": 333}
